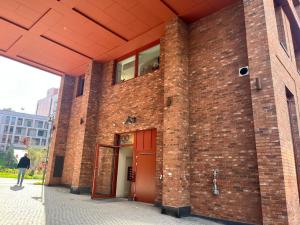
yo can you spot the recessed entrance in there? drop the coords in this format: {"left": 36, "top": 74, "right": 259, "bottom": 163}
{"left": 91, "top": 129, "right": 156, "bottom": 204}
{"left": 116, "top": 146, "right": 133, "bottom": 198}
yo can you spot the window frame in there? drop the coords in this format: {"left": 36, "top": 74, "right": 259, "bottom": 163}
{"left": 113, "top": 40, "right": 160, "bottom": 84}
{"left": 76, "top": 75, "right": 85, "bottom": 97}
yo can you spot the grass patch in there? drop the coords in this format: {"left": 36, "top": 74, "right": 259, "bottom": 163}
{"left": 33, "top": 180, "right": 44, "bottom": 185}
{"left": 0, "top": 168, "right": 44, "bottom": 180}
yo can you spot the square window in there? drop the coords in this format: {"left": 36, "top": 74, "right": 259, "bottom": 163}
{"left": 116, "top": 56, "right": 135, "bottom": 83}
{"left": 17, "top": 118, "right": 23, "bottom": 126}
{"left": 138, "top": 45, "right": 160, "bottom": 76}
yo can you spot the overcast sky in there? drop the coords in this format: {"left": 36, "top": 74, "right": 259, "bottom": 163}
{"left": 0, "top": 56, "right": 61, "bottom": 114}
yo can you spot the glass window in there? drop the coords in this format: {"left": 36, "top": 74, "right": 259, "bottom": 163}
{"left": 35, "top": 121, "right": 44, "bottom": 128}
{"left": 17, "top": 118, "right": 23, "bottom": 126}
{"left": 31, "top": 138, "right": 40, "bottom": 146}
{"left": 14, "top": 136, "right": 20, "bottom": 144}
{"left": 76, "top": 76, "right": 85, "bottom": 97}
{"left": 27, "top": 129, "right": 37, "bottom": 137}
{"left": 1, "top": 135, "right": 6, "bottom": 143}
{"left": 9, "top": 126, "right": 13, "bottom": 134}
{"left": 138, "top": 45, "right": 160, "bottom": 76}
{"left": 7, "top": 135, "right": 12, "bottom": 144}
{"left": 16, "top": 127, "right": 26, "bottom": 135}
{"left": 3, "top": 125, "right": 9, "bottom": 133}
{"left": 116, "top": 56, "right": 135, "bottom": 83}
{"left": 11, "top": 117, "right": 16, "bottom": 125}
{"left": 44, "top": 122, "right": 49, "bottom": 129}
{"left": 5, "top": 116, "right": 10, "bottom": 124}
{"left": 41, "top": 139, "right": 47, "bottom": 146}
{"left": 37, "top": 130, "right": 47, "bottom": 137}
{"left": 25, "top": 119, "right": 33, "bottom": 127}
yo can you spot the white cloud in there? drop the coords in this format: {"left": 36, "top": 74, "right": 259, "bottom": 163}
{"left": 0, "top": 56, "right": 61, "bottom": 114}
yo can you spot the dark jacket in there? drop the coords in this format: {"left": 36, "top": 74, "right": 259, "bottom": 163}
{"left": 17, "top": 156, "right": 30, "bottom": 169}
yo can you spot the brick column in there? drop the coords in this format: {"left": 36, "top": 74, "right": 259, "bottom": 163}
{"left": 70, "top": 61, "right": 102, "bottom": 194}
{"left": 46, "top": 75, "right": 75, "bottom": 185}
{"left": 161, "top": 17, "right": 190, "bottom": 217}
{"left": 243, "top": 0, "right": 292, "bottom": 224}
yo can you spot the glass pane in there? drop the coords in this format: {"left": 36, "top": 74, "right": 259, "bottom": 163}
{"left": 116, "top": 56, "right": 135, "bottom": 83}
{"left": 138, "top": 44, "right": 160, "bottom": 76}
{"left": 119, "top": 133, "right": 134, "bottom": 145}
{"left": 94, "top": 147, "right": 116, "bottom": 196}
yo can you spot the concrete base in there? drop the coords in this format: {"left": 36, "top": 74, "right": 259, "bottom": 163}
{"left": 161, "top": 205, "right": 191, "bottom": 218}
{"left": 70, "top": 186, "right": 90, "bottom": 195}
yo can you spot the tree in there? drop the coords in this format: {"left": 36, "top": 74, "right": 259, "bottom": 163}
{"left": 27, "top": 147, "right": 47, "bottom": 171}
{"left": 4, "top": 148, "right": 17, "bottom": 168}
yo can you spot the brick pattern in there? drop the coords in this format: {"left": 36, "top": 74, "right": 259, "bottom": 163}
{"left": 162, "top": 17, "right": 191, "bottom": 208}
{"left": 189, "top": 2, "right": 261, "bottom": 224}
{"left": 244, "top": 0, "right": 300, "bottom": 224}
{"left": 46, "top": 1, "right": 300, "bottom": 224}
{"left": 72, "top": 62, "right": 102, "bottom": 190}
{"left": 46, "top": 75, "right": 76, "bottom": 185}
{"left": 94, "top": 61, "right": 164, "bottom": 203}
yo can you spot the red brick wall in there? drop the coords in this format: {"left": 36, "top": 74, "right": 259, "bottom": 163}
{"left": 46, "top": 75, "right": 76, "bottom": 185}
{"left": 61, "top": 96, "right": 82, "bottom": 186}
{"left": 189, "top": 2, "right": 261, "bottom": 224}
{"left": 94, "top": 61, "right": 164, "bottom": 202}
{"left": 162, "top": 17, "right": 191, "bottom": 208}
{"left": 244, "top": 0, "right": 300, "bottom": 224}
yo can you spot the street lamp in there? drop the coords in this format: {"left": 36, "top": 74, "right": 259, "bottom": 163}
{"left": 42, "top": 114, "right": 54, "bottom": 185}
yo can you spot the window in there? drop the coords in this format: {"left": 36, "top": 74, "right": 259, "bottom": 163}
{"left": 25, "top": 119, "right": 33, "bottom": 127}
{"left": 3, "top": 125, "right": 8, "bottom": 134}
{"left": 16, "top": 127, "right": 26, "bottom": 135}
{"left": 9, "top": 126, "right": 13, "bottom": 134}
{"left": 1, "top": 135, "right": 6, "bottom": 143}
{"left": 37, "top": 130, "right": 47, "bottom": 137}
{"left": 10, "top": 117, "right": 16, "bottom": 125}
{"left": 14, "top": 136, "right": 20, "bottom": 144}
{"left": 35, "top": 121, "right": 44, "bottom": 128}
{"left": 115, "top": 42, "right": 160, "bottom": 84}
{"left": 4, "top": 116, "right": 10, "bottom": 124}
{"left": 76, "top": 76, "right": 85, "bottom": 97}
{"left": 31, "top": 138, "right": 40, "bottom": 146}
{"left": 17, "top": 118, "right": 23, "bottom": 126}
{"left": 138, "top": 45, "right": 160, "bottom": 76}
{"left": 44, "top": 122, "right": 49, "bottom": 129}
{"left": 274, "top": 1, "right": 290, "bottom": 55}
{"left": 27, "top": 129, "right": 37, "bottom": 137}
{"left": 116, "top": 56, "right": 135, "bottom": 83}
{"left": 41, "top": 139, "right": 47, "bottom": 146}
{"left": 7, "top": 135, "right": 12, "bottom": 144}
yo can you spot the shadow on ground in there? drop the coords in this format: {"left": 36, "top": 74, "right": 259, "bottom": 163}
{"left": 10, "top": 185, "right": 24, "bottom": 191}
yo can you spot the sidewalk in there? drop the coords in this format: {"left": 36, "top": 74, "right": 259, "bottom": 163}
{"left": 0, "top": 178, "right": 222, "bottom": 225}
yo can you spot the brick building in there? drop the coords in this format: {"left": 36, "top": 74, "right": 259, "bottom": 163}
{"left": 1, "top": 0, "right": 300, "bottom": 224}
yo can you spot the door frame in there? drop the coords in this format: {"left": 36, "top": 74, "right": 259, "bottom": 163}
{"left": 91, "top": 128, "right": 157, "bottom": 200}
{"left": 91, "top": 143, "right": 120, "bottom": 199}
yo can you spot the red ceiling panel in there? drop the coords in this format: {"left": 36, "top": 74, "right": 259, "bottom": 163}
{"left": 0, "top": 21, "right": 24, "bottom": 51}
{"left": 0, "top": 0, "right": 49, "bottom": 28}
{"left": 0, "top": 0, "right": 238, "bottom": 76}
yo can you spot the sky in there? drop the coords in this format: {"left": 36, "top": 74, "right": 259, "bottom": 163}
{"left": 0, "top": 56, "right": 61, "bottom": 114}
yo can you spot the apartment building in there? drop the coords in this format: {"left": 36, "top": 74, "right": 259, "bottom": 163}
{"left": 36, "top": 88, "right": 59, "bottom": 117}
{"left": 0, "top": 110, "right": 50, "bottom": 151}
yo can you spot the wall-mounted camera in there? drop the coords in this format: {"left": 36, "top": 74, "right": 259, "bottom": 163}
{"left": 239, "top": 66, "right": 249, "bottom": 77}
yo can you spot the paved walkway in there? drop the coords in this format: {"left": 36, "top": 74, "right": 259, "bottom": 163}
{"left": 0, "top": 178, "right": 222, "bottom": 225}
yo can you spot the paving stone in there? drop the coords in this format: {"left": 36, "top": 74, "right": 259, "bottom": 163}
{"left": 0, "top": 178, "right": 222, "bottom": 225}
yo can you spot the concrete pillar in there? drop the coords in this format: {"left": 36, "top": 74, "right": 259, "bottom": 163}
{"left": 70, "top": 61, "right": 102, "bottom": 194}
{"left": 161, "top": 17, "right": 190, "bottom": 217}
{"left": 46, "top": 75, "right": 75, "bottom": 185}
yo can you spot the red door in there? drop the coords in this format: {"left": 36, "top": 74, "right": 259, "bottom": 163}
{"left": 133, "top": 129, "right": 156, "bottom": 203}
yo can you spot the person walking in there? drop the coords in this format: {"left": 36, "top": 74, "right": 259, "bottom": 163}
{"left": 16, "top": 153, "right": 30, "bottom": 186}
